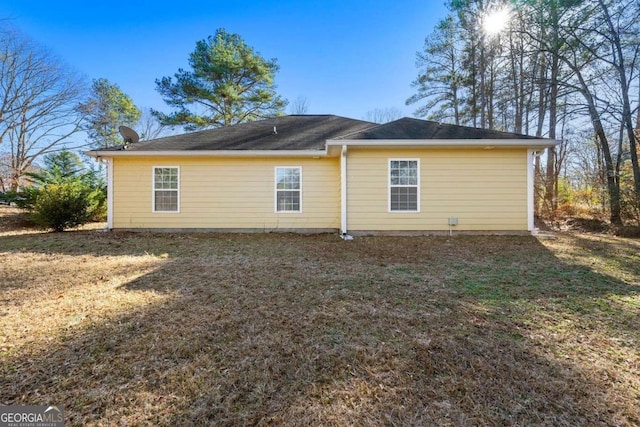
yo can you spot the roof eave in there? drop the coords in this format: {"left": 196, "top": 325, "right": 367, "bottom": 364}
{"left": 85, "top": 139, "right": 559, "bottom": 159}
{"left": 327, "top": 139, "right": 559, "bottom": 149}
{"left": 84, "top": 149, "right": 329, "bottom": 158}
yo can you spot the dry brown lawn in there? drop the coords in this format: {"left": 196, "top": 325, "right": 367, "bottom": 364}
{"left": 1, "top": 206, "right": 639, "bottom": 426}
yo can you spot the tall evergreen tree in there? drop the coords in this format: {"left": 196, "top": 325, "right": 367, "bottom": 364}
{"left": 406, "top": 16, "right": 465, "bottom": 125}
{"left": 78, "top": 78, "right": 141, "bottom": 148}
{"left": 409, "top": 0, "right": 640, "bottom": 224}
{"left": 153, "top": 28, "right": 287, "bottom": 131}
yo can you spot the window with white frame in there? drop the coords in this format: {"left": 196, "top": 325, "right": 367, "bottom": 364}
{"left": 153, "top": 167, "right": 179, "bottom": 212}
{"left": 389, "top": 159, "right": 419, "bottom": 212}
{"left": 275, "top": 167, "right": 301, "bottom": 212}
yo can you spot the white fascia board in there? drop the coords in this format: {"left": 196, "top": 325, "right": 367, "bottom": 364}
{"left": 326, "top": 139, "right": 560, "bottom": 149}
{"left": 84, "top": 149, "right": 329, "bottom": 158}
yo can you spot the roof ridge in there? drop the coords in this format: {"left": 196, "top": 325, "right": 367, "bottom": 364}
{"left": 332, "top": 117, "right": 420, "bottom": 140}
{"left": 330, "top": 116, "right": 548, "bottom": 141}
{"left": 332, "top": 121, "right": 385, "bottom": 139}
{"left": 428, "top": 119, "right": 540, "bottom": 139}
{"left": 102, "top": 115, "right": 377, "bottom": 152}
{"left": 287, "top": 114, "right": 335, "bottom": 117}
{"left": 139, "top": 116, "right": 286, "bottom": 144}
{"left": 141, "top": 115, "right": 361, "bottom": 144}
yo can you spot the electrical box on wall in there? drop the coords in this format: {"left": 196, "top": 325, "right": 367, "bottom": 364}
{"left": 448, "top": 216, "right": 459, "bottom": 226}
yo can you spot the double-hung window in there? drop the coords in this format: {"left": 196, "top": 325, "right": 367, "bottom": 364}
{"left": 153, "top": 166, "right": 179, "bottom": 212}
{"left": 275, "top": 167, "right": 301, "bottom": 212}
{"left": 389, "top": 159, "right": 419, "bottom": 212}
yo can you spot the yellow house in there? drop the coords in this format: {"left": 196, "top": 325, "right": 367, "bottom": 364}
{"left": 86, "top": 115, "right": 557, "bottom": 236}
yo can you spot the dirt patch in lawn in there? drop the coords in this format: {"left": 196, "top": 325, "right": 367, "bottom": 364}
{"left": 1, "top": 211, "right": 639, "bottom": 425}
{"left": 540, "top": 215, "right": 640, "bottom": 238}
{"left": 0, "top": 206, "right": 34, "bottom": 234}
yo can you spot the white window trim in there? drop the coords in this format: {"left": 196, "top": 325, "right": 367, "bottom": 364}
{"left": 388, "top": 158, "right": 420, "bottom": 213}
{"left": 274, "top": 166, "right": 302, "bottom": 213}
{"left": 152, "top": 166, "right": 180, "bottom": 213}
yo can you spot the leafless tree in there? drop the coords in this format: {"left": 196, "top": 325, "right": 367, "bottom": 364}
{"left": 289, "top": 95, "right": 309, "bottom": 114}
{"left": 0, "top": 154, "right": 12, "bottom": 191}
{"left": 0, "top": 25, "right": 86, "bottom": 191}
{"left": 411, "top": 0, "right": 640, "bottom": 224}
{"left": 596, "top": 0, "right": 640, "bottom": 208}
{"left": 136, "top": 108, "right": 169, "bottom": 141}
{"left": 364, "top": 107, "right": 403, "bottom": 124}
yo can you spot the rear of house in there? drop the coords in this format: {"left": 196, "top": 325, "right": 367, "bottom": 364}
{"left": 110, "top": 156, "right": 340, "bottom": 231}
{"left": 87, "top": 115, "right": 556, "bottom": 235}
{"left": 345, "top": 147, "right": 528, "bottom": 233}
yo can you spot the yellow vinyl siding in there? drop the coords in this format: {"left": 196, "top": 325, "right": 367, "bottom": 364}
{"left": 347, "top": 148, "right": 528, "bottom": 231}
{"left": 112, "top": 157, "right": 339, "bottom": 229}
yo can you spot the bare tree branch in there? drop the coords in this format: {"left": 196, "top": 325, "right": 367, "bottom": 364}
{"left": 0, "top": 24, "right": 86, "bottom": 190}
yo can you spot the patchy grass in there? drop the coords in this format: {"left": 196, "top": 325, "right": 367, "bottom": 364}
{"left": 0, "top": 206, "right": 639, "bottom": 426}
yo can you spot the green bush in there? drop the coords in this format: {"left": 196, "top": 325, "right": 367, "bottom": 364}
{"left": 30, "top": 181, "right": 105, "bottom": 232}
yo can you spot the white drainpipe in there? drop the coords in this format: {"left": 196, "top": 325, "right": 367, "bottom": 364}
{"left": 340, "top": 145, "right": 352, "bottom": 239}
{"left": 528, "top": 149, "right": 544, "bottom": 233}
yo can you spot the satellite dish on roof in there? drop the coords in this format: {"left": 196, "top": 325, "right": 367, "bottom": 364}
{"left": 119, "top": 126, "right": 140, "bottom": 144}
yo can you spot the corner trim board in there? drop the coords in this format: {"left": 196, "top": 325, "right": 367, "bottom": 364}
{"left": 527, "top": 149, "right": 534, "bottom": 231}
{"left": 107, "top": 158, "right": 113, "bottom": 229}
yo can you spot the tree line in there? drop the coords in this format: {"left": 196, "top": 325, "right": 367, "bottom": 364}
{"left": 4, "top": 2, "right": 639, "bottom": 226}
{"left": 406, "top": 0, "right": 640, "bottom": 225}
{"left": 0, "top": 26, "right": 288, "bottom": 193}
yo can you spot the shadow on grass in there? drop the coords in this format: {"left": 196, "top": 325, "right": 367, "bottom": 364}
{"left": 0, "top": 230, "right": 179, "bottom": 257}
{"left": 561, "top": 232, "right": 640, "bottom": 281}
{"left": 0, "top": 207, "right": 34, "bottom": 231}
{"left": 1, "top": 233, "right": 638, "bottom": 425}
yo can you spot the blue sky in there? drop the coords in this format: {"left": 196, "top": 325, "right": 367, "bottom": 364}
{"left": 0, "top": 0, "right": 449, "bottom": 121}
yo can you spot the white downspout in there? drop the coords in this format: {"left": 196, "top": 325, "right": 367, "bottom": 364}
{"left": 527, "top": 149, "right": 543, "bottom": 233}
{"left": 106, "top": 157, "right": 114, "bottom": 230}
{"left": 340, "top": 145, "right": 351, "bottom": 239}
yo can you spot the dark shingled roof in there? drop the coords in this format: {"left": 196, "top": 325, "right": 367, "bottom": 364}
{"left": 335, "top": 117, "right": 541, "bottom": 140}
{"left": 112, "top": 115, "right": 376, "bottom": 151}
{"left": 102, "top": 115, "right": 547, "bottom": 152}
